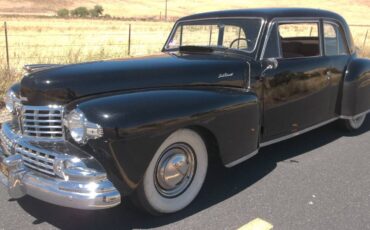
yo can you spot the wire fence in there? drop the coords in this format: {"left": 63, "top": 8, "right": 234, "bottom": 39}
{"left": 1, "top": 21, "right": 370, "bottom": 71}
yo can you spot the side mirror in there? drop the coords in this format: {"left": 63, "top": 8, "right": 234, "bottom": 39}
{"left": 264, "top": 58, "right": 278, "bottom": 70}
{"left": 261, "top": 58, "right": 278, "bottom": 77}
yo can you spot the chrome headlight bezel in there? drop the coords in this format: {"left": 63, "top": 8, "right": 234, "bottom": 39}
{"left": 64, "top": 109, "right": 103, "bottom": 145}
{"left": 4, "top": 89, "right": 17, "bottom": 113}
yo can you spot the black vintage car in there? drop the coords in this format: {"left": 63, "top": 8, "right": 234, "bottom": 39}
{"left": 1, "top": 8, "right": 370, "bottom": 215}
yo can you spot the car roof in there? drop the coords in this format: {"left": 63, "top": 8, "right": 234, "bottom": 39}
{"left": 179, "top": 8, "right": 346, "bottom": 23}
{"left": 178, "top": 8, "right": 355, "bottom": 54}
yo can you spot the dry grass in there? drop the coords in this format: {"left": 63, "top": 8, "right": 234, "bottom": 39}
{"left": 1, "top": 0, "right": 370, "bottom": 24}
{"left": 1, "top": 17, "right": 173, "bottom": 67}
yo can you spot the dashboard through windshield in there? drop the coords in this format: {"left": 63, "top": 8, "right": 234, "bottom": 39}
{"left": 164, "top": 18, "right": 263, "bottom": 54}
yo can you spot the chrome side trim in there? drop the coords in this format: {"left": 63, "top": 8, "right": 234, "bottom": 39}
{"left": 260, "top": 117, "right": 339, "bottom": 147}
{"left": 225, "top": 149, "right": 259, "bottom": 168}
{"left": 246, "top": 61, "right": 252, "bottom": 89}
{"left": 340, "top": 109, "right": 370, "bottom": 119}
{"left": 23, "top": 64, "right": 63, "bottom": 74}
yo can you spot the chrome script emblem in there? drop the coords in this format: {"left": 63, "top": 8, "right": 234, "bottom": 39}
{"left": 218, "top": 73, "right": 234, "bottom": 79}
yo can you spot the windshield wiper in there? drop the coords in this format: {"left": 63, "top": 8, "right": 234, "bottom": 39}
{"left": 179, "top": 46, "right": 214, "bottom": 53}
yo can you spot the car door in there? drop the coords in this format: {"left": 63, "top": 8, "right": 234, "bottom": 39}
{"left": 322, "top": 21, "right": 351, "bottom": 118}
{"left": 261, "top": 20, "right": 333, "bottom": 143}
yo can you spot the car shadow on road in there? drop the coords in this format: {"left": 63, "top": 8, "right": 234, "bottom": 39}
{"left": 15, "top": 119, "right": 370, "bottom": 230}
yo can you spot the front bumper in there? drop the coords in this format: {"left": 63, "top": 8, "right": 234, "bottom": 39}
{"left": 0, "top": 122, "right": 121, "bottom": 210}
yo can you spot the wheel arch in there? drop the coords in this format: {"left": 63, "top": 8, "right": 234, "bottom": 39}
{"left": 341, "top": 58, "right": 370, "bottom": 118}
{"left": 70, "top": 88, "right": 261, "bottom": 194}
{"left": 187, "top": 125, "right": 222, "bottom": 165}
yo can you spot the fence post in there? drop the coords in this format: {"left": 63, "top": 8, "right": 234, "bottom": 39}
{"left": 4, "top": 21, "right": 10, "bottom": 72}
{"left": 165, "top": 0, "right": 168, "bottom": 21}
{"left": 362, "top": 29, "right": 368, "bottom": 56}
{"left": 128, "top": 24, "right": 131, "bottom": 56}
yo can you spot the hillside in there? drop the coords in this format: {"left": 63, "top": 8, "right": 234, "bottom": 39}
{"left": 0, "top": 0, "right": 370, "bottom": 24}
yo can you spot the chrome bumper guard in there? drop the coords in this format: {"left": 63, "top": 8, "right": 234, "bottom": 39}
{"left": 0, "top": 122, "right": 121, "bottom": 210}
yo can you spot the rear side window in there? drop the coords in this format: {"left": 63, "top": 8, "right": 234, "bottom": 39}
{"left": 278, "top": 23, "right": 321, "bottom": 58}
{"left": 324, "top": 22, "right": 349, "bottom": 56}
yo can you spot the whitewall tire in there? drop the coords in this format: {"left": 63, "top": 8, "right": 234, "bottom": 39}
{"left": 343, "top": 114, "right": 367, "bottom": 131}
{"left": 136, "top": 129, "right": 208, "bottom": 215}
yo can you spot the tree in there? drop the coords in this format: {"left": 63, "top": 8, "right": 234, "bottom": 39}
{"left": 93, "top": 5, "right": 104, "bottom": 16}
{"left": 57, "top": 8, "right": 69, "bottom": 17}
{"left": 71, "top": 7, "right": 89, "bottom": 17}
{"left": 89, "top": 9, "right": 99, "bottom": 17}
{"left": 89, "top": 5, "right": 104, "bottom": 17}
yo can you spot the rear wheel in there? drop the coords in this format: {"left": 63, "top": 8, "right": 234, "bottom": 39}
{"left": 135, "top": 129, "right": 208, "bottom": 215}
{"left": 342, "top": 114, "right": 367, "bottom": 131}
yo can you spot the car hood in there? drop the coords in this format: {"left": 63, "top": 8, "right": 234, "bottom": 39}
{"left": 20, "top": 53, "right": 249, "bottom": 105}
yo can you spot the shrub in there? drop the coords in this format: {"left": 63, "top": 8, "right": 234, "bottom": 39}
{"left": 89, "top": 9, "right": 99, "bottom": 17}
{"left": 89, "top": 5, "right": 104, "bottom": 17}
{"left": 93, "top": 5, "right": 104, "bottom": 16}
{"left": 71, "top": 7, "right": 90, "bottom": 17}
{"left": 57, "top": 8, "right": 69, "bottom": 17}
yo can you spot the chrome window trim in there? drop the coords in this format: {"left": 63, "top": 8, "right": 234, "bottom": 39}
{"left": 260, "top": 18, "right": 323, "bottom": 60}
{"left": 323, "top": 20, "right": 351, "bottom": 56}
{"left": 163, "top": 17, "right": 266, "bottom": 55}
{"left": 260, "top": 17, "right": 353, "bottom": 60}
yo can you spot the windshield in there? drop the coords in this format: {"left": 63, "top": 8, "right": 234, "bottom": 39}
{"left": 164, "top": 18, "right": 263, "bottom": 54}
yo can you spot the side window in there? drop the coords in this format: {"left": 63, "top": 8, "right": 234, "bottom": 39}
{"left": 222, "top": 25, "right": 248, "bottom": 50}
{"left": 278, "top": 23, "right": 321, "bottom": 58}
{"left": 263, "top": 23, "right": 280, "bottom": 58}
{"left": 324, "top": 22, "right": 349, "bottom": 56}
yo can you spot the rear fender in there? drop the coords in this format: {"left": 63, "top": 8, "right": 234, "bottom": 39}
{"left": 341, "top": 58, "right": 370, "bottom": 118}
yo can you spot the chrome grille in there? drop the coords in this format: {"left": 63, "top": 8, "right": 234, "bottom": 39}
{"left": 15, "top": 144, "right": 56, "bottom": 176}
{"left": 20, "top": 105, "right": 64, "bottom": 139}
{"left": 0, "top": 128, "right": 13, "bottom": 155}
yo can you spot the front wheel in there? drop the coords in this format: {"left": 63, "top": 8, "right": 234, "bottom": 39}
{"left": 135, "top": 129, "right": 208, "bottom": 215}
{"left": 342, "top": 114, "right": 367, "bottom": 131}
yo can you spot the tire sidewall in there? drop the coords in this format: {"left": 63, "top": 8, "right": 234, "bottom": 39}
{"left": 142, "top": 129, "right": 208, "bottom": 214}
{"left": 347, "top": 114, "right": 366, "bottom": 130}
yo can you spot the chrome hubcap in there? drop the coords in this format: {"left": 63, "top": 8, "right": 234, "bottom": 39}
{"left": 349, "top": 114, "right": 366, "bottom": 129}
{"left": 155, "top": 143, "right": 196, "bottom": 198}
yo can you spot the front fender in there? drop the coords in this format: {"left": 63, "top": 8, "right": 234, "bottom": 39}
{"left": 69, "top": 88, "right": 260, "bottom": 193}
{"left": 341, "top": 58, "right": 370, "bottom": 117}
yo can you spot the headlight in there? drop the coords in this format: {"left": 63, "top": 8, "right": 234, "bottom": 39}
{"left": 4, "top": 89, "right": 16, "bottom": 113}
{"left": 64, "top": 109, "right": 103, "bottom": 144}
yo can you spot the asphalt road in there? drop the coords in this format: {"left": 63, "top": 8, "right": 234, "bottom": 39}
{"left": 1, "top": 118, "right": 370, "bottom": 230}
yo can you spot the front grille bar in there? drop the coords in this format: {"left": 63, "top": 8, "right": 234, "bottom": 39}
{"left": 15, "top": 145, "right": 56, "bottom": 176}
{"left": 20, "top": 105, "right": 64, "bottom": 139}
